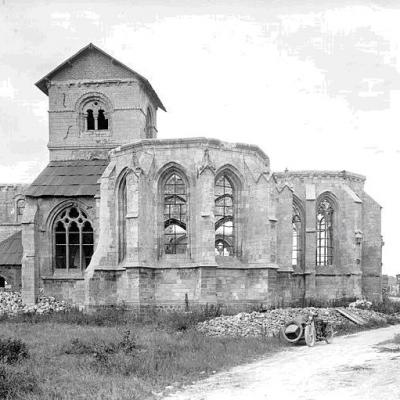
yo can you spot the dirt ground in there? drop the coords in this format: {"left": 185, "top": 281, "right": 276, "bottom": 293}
{"left": 162, "top": 325, "right": 400, "bottom": 400}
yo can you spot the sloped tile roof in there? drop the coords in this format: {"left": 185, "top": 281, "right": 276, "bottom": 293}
{"left": 25, "top": 159, "right": 109, "bottom": 197}
{"left": 0, "top": 231, "right": 22, "bottom": 266}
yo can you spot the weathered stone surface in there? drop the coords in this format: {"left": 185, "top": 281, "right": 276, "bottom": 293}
{"left": 0, "top": 44, "right": 382, "bottom": 309}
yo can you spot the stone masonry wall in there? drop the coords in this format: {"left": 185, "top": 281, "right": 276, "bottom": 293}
{"left": 46, "top": 49, "right": 158, "bottom": 161}
{"left": 0, "top": 184, "right": 27, "bottom": 242}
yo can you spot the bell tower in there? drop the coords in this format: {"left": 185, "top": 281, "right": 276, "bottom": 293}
{"left": 35, "top": 43, "right": 165, "bottom": 161}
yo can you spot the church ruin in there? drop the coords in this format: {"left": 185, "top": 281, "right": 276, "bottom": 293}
{"left": 0, "top": 44, "right": 383, "bottom": 309}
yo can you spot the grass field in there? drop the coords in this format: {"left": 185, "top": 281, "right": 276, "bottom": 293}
{"left": 1, "top": 297, "right": 399, "bottom": 400}
{"left": 0, "top": 310, "right": 288, "bottom": 400}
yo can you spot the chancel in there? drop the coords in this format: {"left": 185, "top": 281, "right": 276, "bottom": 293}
{"left": 0, "top": 44, "right": 383, "bottom": 309}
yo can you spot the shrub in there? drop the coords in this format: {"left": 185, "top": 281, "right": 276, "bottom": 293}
{"left": 370, "top": 297, "right": 400, "bottom": 315}
{"left": 0, "top": 338, "right": 29, "bottom": 364}
{"left": 0, "top": 364, "right": 39, "bottom": 399}
{"left": 62, "top": 330, "right": 137, "bottom": 359}
{"left": 119, "top": 330, "right": 138, "bottom": 353}
{"left": 156, "top": 305, "right": 223, "bottom": 332}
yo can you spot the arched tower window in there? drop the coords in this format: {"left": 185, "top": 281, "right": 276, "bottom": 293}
{"left": 316, "top": 198, "right": 334, "bottom": 266}
{"left": 16, "top": 198, "right": 25, "bottom": 223}
{"left": 118, "top": 176, "right": 127, "bottom": 263}
{"left": 292, "top": 203, "right": 304, "bottom": 268}
{"left": 54, "top": 206, "right": 94, "bottom": 272}
{"left": 145, "top": 107, "right": 155, "bottom": 138}
{"left": 98, "top": 109, "right": 108, "bottom": 130}
{"left": 87, "top": 109, "right": 95, "bottom": 130}
{"left": 215, "top": 175, "right": 234, "bottom": 256}
{"left": 163, "top": 172, "right": 188, "bottom": 254}
{"left": 79, "top": 95, "right": 111, "bottom": 132}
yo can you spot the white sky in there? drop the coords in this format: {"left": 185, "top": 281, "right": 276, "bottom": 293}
{"left": 0, "top": 0, "right": 399, "bottom": 275}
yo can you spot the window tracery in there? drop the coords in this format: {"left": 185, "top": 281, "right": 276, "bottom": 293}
{"left": 163, "top": 173, "right": 188, "bottom": 254}
{"left": 118, "top": 176, "right": 127, "bottom": 263}
{"left": 54, "top": 206, "right": 94, "bottom": 272}
{"left": 215, "top": 175, "right": 234, "bottom": 256}
{"left": 316, "top": 198, "right": 334, "bottom": 266}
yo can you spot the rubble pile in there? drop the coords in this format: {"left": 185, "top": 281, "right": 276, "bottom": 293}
{"left": 197, "top": 307, "right": 399, "bottom": 337}
{"left": 348, "top": 299, "right": 372, "bottom": 309}
{"left": 0, "top": 291, "right": 71, "bottom": 316}
{"left": 348, "top": 307, "right": 388, "bottom": 324}
{"left": 197, "top": 308, "right": 342, "bottom": 337}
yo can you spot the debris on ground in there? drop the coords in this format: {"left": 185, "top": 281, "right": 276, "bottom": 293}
{"left": 348, "top": 299, "right": 372, "bottom": 309}
{"left": 335, "top": 307, "right": 368, "bottom": 325}
{"left": 0, "top": 291, "right": 71, "bottom": 315}
{"left": 197, "top": 307, "right": 399, "bottom": 337}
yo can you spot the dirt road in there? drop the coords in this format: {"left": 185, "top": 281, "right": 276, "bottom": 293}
{"left": 163, "top": 325, "right": 400, "bottom": 400}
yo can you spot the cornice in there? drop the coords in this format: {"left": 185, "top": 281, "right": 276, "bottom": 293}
{"left": 114, "top": 137, "right": 270, "bottom": 162}
{"left": 273, "top": 170, "right": 366, "bottom": 183}
{"left": 48, "top": 78, "right": 139, "bottom": 90}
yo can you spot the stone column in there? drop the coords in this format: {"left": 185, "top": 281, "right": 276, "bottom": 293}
{"left": 196, "top": 163, "right": 217, "bottom": 305}
{"left": 304, "top": 184, "right": 316, "bottom": 302}
{"left": 276, "top": 186, "right": 293, "bottom": 272}
{"left": 94, "top": 112, "right": 98, "bottom": 131}
{"left": 125, "top": 171, "right": 140, "bottom": 267}
{"left": 196, "top": 167, "right": 216, "bottom": 266}
{"left": 21, "top": 199, "right": 38, "bottom": 305}
{"left": 246, "top": 177, "right": 271, "bottom": 267}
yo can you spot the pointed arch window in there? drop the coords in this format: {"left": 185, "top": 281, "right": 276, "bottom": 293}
{"left": 145, "top": 107, "right": 155, "bottom": 138}
{"left": 316, "top": 198, "right": 334, "bottom": 266}
{"left": 215, "top": 175, "right": 234, "bottom": 256}
{"left": 118, "top": 176, "right": 127, "bottom": 263}
{"left": 54, "top": 206, "right": 94, "bottom": 272}
{"left": 163, "top": 173, "right": 187, "bottom": 254}
{"left": 292, "top": 204, "right": 303, "bottom": 268}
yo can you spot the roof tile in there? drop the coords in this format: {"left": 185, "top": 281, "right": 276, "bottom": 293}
{"left": 25, "top": 159, "right": 109, "bottom": 197}
{"left": 0, "top": 231, "right": 22, "bottom": 266}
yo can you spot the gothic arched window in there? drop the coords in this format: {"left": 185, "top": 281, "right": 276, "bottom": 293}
{"left": 292, "top": 204, "right": 303, "bottom": 268}
{"left": 118, "top": 176, "right": 127, "bottom": 263}
{"left": 215, "top": 175, "right": 234, "bottom": 256}
{"left": 163, "top": 173, "right": 188, "bottom": 254}
{"left": 54, "top": 206, "right": 94, "bottom": 271}
{"left": 316, "top": 198, "right": 334, "bottom": 266}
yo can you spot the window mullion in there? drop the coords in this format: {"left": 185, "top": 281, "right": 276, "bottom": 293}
{"left": 66, "top": 225, "right": 69, "bottom": 273}
{"left": 79, "top": 224, "right": 83, "bottom": 272}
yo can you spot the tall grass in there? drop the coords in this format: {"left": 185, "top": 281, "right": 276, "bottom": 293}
{"left": 0, "top": 307, "right": 286, "bottom": 400}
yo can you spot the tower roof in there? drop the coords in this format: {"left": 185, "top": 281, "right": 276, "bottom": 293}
{"left": 35, "top": 43, "right": 166, "bottom": 111}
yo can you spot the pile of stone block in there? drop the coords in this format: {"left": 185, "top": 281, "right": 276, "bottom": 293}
{"left": 0, "top": 291, "right": 71, "bottom": 315}
{"left": 197, "top": 307, "right": 396, "bottom": 337}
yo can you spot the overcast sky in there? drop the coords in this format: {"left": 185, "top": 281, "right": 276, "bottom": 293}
{"left": 0, "top": 0, "right": 399, "bottom": 275}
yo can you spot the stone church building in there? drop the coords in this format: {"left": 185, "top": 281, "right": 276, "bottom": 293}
{"left": 0, "top": 44, "right": 382, "bottom": 309}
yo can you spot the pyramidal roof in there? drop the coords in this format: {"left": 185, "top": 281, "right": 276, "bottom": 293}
{"left": 35, "top": 43, "right": 166, "bottom": 111}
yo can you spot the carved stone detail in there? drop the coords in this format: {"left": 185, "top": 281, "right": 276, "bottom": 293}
{"left": 198, "top": 149, "right": 216, "bottom": 176}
